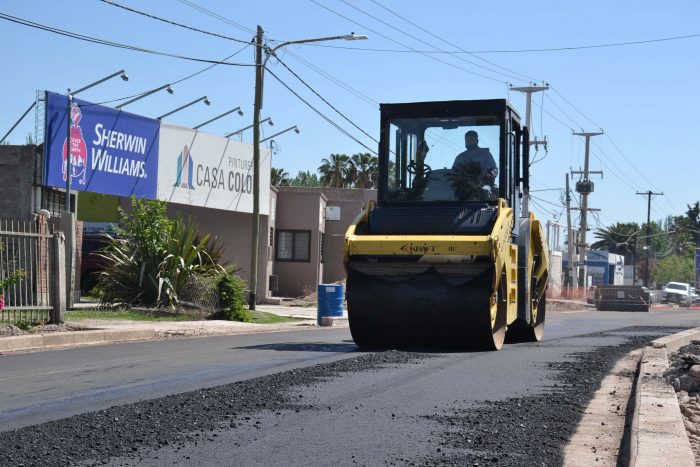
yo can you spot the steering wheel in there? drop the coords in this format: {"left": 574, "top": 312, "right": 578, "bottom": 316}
{"left": 406, "top": 161, "right": 432, "bottom": 177}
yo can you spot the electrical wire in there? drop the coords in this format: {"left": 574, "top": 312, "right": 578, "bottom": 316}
{"left": 0, "top": 12, "right": 254, "bottom": 66}
{"left": 549, "top": 86, "right": 601, "bottom": 130}
{"left": 98, "top": 0, "right": 252, "bottom": 44}
{"left": 305, "top": 31, "right": 700, "bottom": 54}
{"left": 175, "top": 0, "right": 256, "bottom": 36}
{"left": 271, "top": 55, "right": 379, "bottom": 144}
{"left": 276, "top": 49, "right": 378, "bottom": 107}
{"left": 309, "top": 0, "right": 508, "bottom": 84}
{"left": 86, "top": 44, "right": 251, "bottom": 107}
{"left": 338, "top": 0, "right": 533, "bottom": 84}
{"left": 266, "top": 68, "right": 378, "bottom": 156}
{"left": 368, "top": 0, "right": 539, "bottom": 83}
{"left": 603, "top": 133, "right": 681, "bottom": 214}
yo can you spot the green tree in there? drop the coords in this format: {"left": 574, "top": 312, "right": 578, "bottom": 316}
{"left": 318, "top": 154, "right": 351, "bottom": 188}
{"left": 652, "top": 254, "right": 694, "bottom": 286}
{"left": 669, "top": 201, "right": 700, "bottom": 252}
{"left": 289, "top": 170, "right": 321, "bottom": 187}
{"left": 271, "top": 167, "right": 290, "bottom": 187}
{"left": 350, "top": 153, "right": 378, "bottom": 188}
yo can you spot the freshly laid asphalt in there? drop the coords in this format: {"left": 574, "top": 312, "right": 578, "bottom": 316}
{"left": 0, "top": 300, "right": 698, "bottom": 466}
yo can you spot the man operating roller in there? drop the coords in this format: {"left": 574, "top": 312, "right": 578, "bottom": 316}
{"left": 451, "top": 130, "right": 498, "bottom": 199}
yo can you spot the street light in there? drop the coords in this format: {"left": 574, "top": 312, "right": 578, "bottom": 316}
{"left": 2, "top": 70, "right": 129, "bottom": 145}
{"left": 259, "top": 125, "right": 300, "bottom": 143}
{"left": 248, "top": 27, "right": 368, "bottom": 309}
{"left": 66, "top": 69, "right": 129, "bottom": 212}
{"left": 156, "top": 96, "right": 211, "bottom": 121}
{"left": 194, "top": 106, "right": 244, "bottom": 130}
{"left": 72, "top": 69, "right": 128, "bottom": 96}
{"left": 63, "top": 69, "right": 128, "bottom": 310}
{"left": 116, "top": 84, "right": 174, "bottom": 109}
{"left": 225, "top": 117, "right": 273, "bottom": 138}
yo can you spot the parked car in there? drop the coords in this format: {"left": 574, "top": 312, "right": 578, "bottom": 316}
{"left": 691, "top": 287, "right": 700, "bottom": 304}
{"left": 660, "top": 282, "right": 692, "bottom": 306}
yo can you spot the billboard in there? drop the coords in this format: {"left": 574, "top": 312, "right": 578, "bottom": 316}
{"left": 157, "top": 123, "right": 270, "bottom": 215}
{"left": 44, "top": 91, "right": 160, "bottom": 199}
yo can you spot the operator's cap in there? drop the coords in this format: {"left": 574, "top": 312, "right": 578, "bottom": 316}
{"left": 465, "top": 130, "right": 478, "bottom": 138}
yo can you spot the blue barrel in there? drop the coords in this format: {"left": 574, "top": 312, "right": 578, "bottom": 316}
{"left": 317, "top": 283, "right": 345, "bottom": 325}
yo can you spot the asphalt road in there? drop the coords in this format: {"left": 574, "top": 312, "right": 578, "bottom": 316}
{"left": 2, "top": 308, "right": 700, "bottom": 466}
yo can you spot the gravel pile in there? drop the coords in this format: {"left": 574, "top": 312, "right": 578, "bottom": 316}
{"left": 421, "top": 327, "right": 685, "bottom": 467}
{"left": 0, "top": 350, "right": 432, "bottom": 466}
{"left": 664, "top": 340, "right": 700, "bottom": 461}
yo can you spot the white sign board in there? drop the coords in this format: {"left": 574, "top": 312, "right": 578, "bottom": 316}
{"left": 325, "top": 206, "right": 341, "bottom": 221}
{"left": 157, "top": 123, "right": 270, "bottom": 215}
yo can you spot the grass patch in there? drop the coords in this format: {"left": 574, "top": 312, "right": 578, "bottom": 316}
{"left": 248, "top": 310, "right": 311, "bottom": 324}
{"left": 65, "top": 309, "right": 195, "bottom": 322}
{"left": 65, "top": 309, "right": 310, "bottom": 324}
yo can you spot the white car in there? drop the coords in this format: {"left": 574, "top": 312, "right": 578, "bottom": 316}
{"left": 661, "top": 282, "right": 692, "bottom": 306}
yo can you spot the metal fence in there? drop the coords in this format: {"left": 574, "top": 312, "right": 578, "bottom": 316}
{"left": 0, "top": 218, "right": 53, "bottom": 323}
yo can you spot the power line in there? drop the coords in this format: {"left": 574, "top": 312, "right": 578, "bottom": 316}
{"left": 338, "top": 0, "right": 533, "bottom": 84}
{"left": 309, "top": 0, "right": 508, "bottom": 84}
{"left": 98, "top": 0, "right": 252, "bottom": 44}
{"left": 603, "top": 133, "right": 681, "bottom": 214}
{"left": 91, "top": 44, "right": 252, "bottom": 106}
{"left": 304, "top": 31, "right": 700, "bottom": 54}
{"left": 266, "top": 68, "right": 378, "bottom": 156}
{"left": 175, "top": 0, "right": 256, "bottom": 36}
{"left": 269, "top": 47, "right": 378, "bottom": 107}
{"left": 550, "top": 86, "right": 601, "bottom": 131}
{"left": 0, "top": 12, "right": 254, "bottom": 67}
{"left": 272, "top": 56, "right": 379, "bottom": 144}
{"left": 367, "top": 0, "right": 539, "bottom": 83}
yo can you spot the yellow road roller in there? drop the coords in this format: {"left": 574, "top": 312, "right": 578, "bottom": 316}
{"left": 344, "top": 99, "right": 548, "bottom": 350}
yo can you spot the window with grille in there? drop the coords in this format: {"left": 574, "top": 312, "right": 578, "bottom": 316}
{"left": 41, "top": 187, "right": 75, "bottom": 216}
{"left": 276, "top": 230, "right": 310, "bottom": 262}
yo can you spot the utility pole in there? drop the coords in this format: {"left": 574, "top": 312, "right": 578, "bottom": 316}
{"left": 248, "top": 25, "right": 264, "bottom": 310}
{"left": 636, "top": 190, "right": 663, "bottom": 287}
{"left": 565, "top": 173, "right": 576, "bottom": 291}
{"left": 571, "top": 131, "right": 603, "bottom": 288}
{"left": 510, "top": 85, "right": 548, "bottom": 217}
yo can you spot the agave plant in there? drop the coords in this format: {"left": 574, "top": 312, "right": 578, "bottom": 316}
{"left": 95, "top": 201, "right": 225, "bottom": 308}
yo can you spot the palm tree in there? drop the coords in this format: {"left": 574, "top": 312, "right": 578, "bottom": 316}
{"left": 318, "top": 154, "right": 351, "bottom": 188}
{"left": 271, "top": 167, "right": 290, "bottom": 187}
{"left": 350, "top": 153, "right": 378, "bottom": 188}
{"left": 591, "top": 222, "right": 640, "bottom": 262}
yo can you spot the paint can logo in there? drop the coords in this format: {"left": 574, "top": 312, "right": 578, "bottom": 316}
{"left": 61, "top": 103, "right": 88, "bottom": 185}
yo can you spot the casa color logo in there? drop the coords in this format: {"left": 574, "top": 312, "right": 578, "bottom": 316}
{"left": 174, "top": 144, "right": 195, "bottom": 189}
{"left": 62, "top": 103, "right": 88, "bottom": 185}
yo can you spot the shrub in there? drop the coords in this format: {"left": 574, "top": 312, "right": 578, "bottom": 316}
{"left": 96, "top": 197, "right": 225, "bottom": 308}
{"left": 216, "top": 272, "right": 250, "bottom": 322}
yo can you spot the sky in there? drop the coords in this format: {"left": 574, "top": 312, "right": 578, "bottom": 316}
{"left": 1, "top": 0, "right": 698, "bottom": 233}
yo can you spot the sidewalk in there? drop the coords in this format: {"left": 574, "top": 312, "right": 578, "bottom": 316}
{"left": 0, "top": 303, "right": 351, "bottom": 355}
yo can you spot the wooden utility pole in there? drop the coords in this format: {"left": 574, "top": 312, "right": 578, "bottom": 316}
{"left": 636, "top": 190, "right": 663, "bottom": 287}
{"left": 565, "top": 174, "right": 576, "bottom": 290}
{"left": 248, "top": 25, "right": 264, "bottom": 310}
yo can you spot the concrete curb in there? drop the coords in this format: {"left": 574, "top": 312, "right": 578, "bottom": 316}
{"left": 0, "top": 329, "right": 157, "bottom": 354}
{"left": 629, "top": 328, "right": 700, "bottom": 467}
